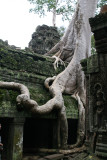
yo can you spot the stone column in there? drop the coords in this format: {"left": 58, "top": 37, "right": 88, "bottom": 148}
{"left": 7, "top": 118, "right": 25, "bottom": 160}
{"left": 88, "top": 12, "right": 107, "bottom": 157}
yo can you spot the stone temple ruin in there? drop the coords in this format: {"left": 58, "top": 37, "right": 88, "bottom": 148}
{"left": 82, "top": 12, "right": 107, "bottom": 158}
{"left": 0, "top": 39, "right": 78, "bottom": 160}
{"left": 29, "top": 25, "right": 60, "bottom": 55}
{"left": 0, "top": 12, "right": 107, "bottom": 160}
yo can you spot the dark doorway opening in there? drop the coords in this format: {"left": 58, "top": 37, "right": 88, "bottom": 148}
{"left": 23, "top": 118, "right": 55, "bottom": 153}
{"left": 23, "top": 118, "right": 78, "bottom": 153}
{"left": 67, "top": 119, "right": 78, "bottom": 145}
{"left": 0, "top": 118, "right": 13, "bottom": 160}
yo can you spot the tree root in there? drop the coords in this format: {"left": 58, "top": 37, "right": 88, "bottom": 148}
{"left": 44, "top": 76, "right": 56, "bottom": 89}
{"left": 0, "top": 0, "right": 98, "bottom": 152}
{"left": 59, "top": 145, "right": 87, "bottom": 155}
{"left": 52, "top": 55, "right": 65, "bottom": 70}
{"left": 0, "top": 81, "right": 63, "bottom": 114}
{"left": 70, "top": 92, "right": 85, "bottom": 148}
{"left": 0, "top": 80, "right": 68, "bottom": 148}
{"left": 23, "top": 145, "right": 87, "bottom": 155}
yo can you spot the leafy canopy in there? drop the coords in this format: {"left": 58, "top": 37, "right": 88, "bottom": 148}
{"left": 28, "top": 0, "right": 76, "bottom": 21}
{"left": 97, "top": 0, "right": 107, "bottom": 8}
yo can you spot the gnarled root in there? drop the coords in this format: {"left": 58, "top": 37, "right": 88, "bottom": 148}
{"left": 44, "top": 76, "right": 56, "bottom": 89}
{"left": 60, "top": 105, "right": 68, "bottom": 149}
{"left": 0, "top": 80, "right": 68, "bottom": 149}
{"left": 52, "top": 55, "right": 65, "bottom": 70}
{"left": 69, "top": 92, "right": 85, "bottom": 149}
{"left": 59, "top": 145, "right": 86, "bottom": 154}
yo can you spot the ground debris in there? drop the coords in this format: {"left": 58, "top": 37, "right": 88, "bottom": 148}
{"left": 59, "top": 145, "right": 87, "bottom": 155}
{"left": 23, "top": 146, "right": 105, "bottom": 160}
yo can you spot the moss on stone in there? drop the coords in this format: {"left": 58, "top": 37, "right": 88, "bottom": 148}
{"left": 63, "top": 95, "right": 78, "bottom": 119}
{"left": 0, "top": 42, "right": 78, "bottom": 119}
{"left": 87, "top": 54, "right": 99, "bottom": 73}
{"left": 81, "top": 55, "right": 99, "bottom": 74}
{"left": 29, "top": 85, "right": 51, "bottom": 105}
{"left": 0, "top": 89, "right": 18, "bottom": 104}
{"left": 0, "top": 89, "right": 21, "bottom": 116}
{"left": 0, "top": 44, "right": 65, "bottom": 77}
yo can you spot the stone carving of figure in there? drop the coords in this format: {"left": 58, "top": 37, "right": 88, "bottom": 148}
{"left": 94, "top": 83, "right": 105, "bottom": 129}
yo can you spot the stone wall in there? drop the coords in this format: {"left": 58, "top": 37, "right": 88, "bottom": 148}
{"left": 0, "top": 40, "right": 78, "bottom": 160}
{"left": 81, "top": 12, "right": 107, "bottom": 158}
{"left": 0, "top": 40, "right": 78, "bottom": 119}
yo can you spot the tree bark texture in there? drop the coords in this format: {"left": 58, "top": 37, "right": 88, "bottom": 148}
{"left": 52, "top": 0, "right": 59, "bottom": 27}
{"left": 52, "top": 8, "right": 57, "bottom": 27}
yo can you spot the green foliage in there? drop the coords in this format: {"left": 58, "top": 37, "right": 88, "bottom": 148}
{"left": 96, "top": 0, "right": 107, "bottom": 14}
{"left": 28, "top": 0, "right": 106, "bottom": 52}
{"left": 97, "top": 0, "right": 107, "bottom": 8}
{"left": 0, "top": 89, "right": 18, "bottom": 104}
{"left": 91, "top": 35, "right": 96, "bottom": 55}
{"left": 28, "top": 0, "right": 107, "bottom": 22}
{"left": 58, "top": 26, "right": 66, "bottom": 37}
{"left": 28, "top": 0, "right": 76, "bottom": 21}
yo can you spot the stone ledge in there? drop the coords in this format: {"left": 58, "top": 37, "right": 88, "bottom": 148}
{"left": 89, "top": 13, "right": 107, "bottom": 31}
{"left": 0, "top": 44, "right": 64, "bottom": 77}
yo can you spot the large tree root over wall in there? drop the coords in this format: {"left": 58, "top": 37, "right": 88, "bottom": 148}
{"left": 0, "top": 0, "right": 98, "bottom": 149}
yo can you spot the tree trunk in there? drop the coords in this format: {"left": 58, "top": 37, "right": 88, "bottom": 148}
{"left": 52, "top": 0, "right": 59, "bottom": 27}
{"left": 0, "top": 0, "right": 98, "bottom": 149}
{"left": 52, "top": 8, "right": 57, "bottom": 27}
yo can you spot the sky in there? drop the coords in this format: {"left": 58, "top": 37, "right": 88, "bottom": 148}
{"left": 0, "top": 0, "right": 69, "bottom": 49}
